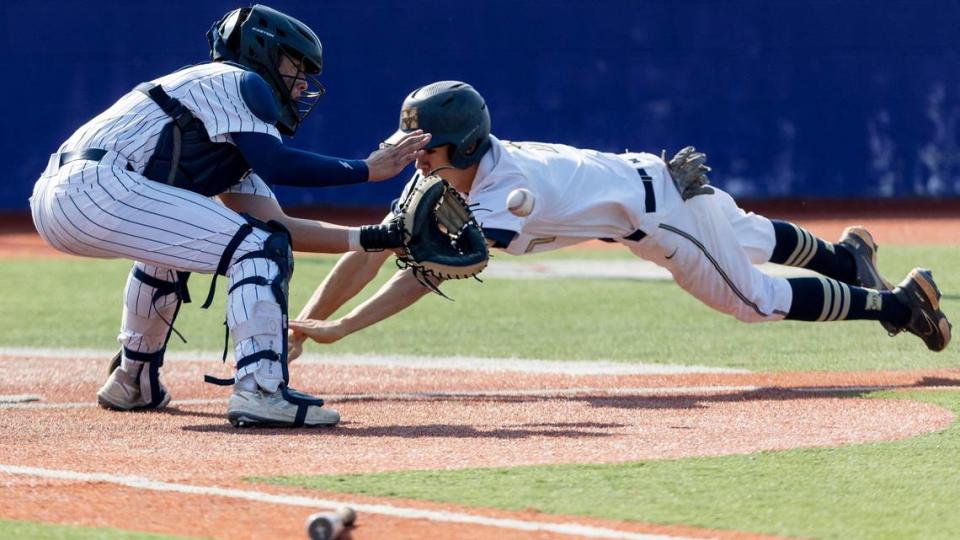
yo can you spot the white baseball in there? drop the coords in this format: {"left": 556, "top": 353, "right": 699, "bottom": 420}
{"left": 506, "top": 188, "right": 535, "bottom": 217}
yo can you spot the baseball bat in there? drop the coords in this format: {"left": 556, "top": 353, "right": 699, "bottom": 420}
{"left": 305, "top": 507, "right": 356, "bottom": 540}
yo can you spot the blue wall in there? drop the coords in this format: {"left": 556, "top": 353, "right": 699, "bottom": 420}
{"left": 3, "top": 0, "right": 959, "bottom": 211}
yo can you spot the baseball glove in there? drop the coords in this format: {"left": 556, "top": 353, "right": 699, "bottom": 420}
{"left": 393, "top": 173, "right": 489, "bottom": 294}
{"left": 663, "top": 146, "right": 714, "bottom": 201}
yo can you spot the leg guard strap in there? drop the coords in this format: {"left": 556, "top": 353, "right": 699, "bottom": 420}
{"left": 123, "top": 347, "right": 167, "bottom": 408}
{"left": 131, "top": 268, "right": 191, "bottom": 344}
{"left": 204, "top": 350, "right": 279, "bottom": 386}
{"left": 281, "top": 385, "right": 324, "bottom": 427}
{"left": 133, "top": 268, "right": 192, "bottom": 304}
{"left": 201, "top": 222, "right": 255, "bottom": 309}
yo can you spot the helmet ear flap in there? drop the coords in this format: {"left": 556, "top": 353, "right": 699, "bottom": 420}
{"left": 449, "top": 100, "right": 491, "bottom": 169}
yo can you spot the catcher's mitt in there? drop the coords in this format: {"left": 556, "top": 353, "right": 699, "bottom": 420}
{"left": 393, "top": 173, "right": 489, "bottom": 294}
{"left": 662, "top": 146, "right": 714, "bottom": 201}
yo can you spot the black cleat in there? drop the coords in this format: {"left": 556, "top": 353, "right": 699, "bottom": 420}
{"left": 892, "top": 268, "right": 952, "bottom": 352}
{"left": 839, "top": 226, "right": 898, "bottom": 335}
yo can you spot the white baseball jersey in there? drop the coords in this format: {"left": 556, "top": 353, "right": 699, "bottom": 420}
{"left": 32, "top": 62, "right": 280, "bottom": 269}
{"left": 466, "top": 135, "right": 675, "bottom": 255}
{"left": 420, "top": 135, "right": 791, "bottom": 323}
{"left": 60, "top": 62, "right": 280, "bottom": 175}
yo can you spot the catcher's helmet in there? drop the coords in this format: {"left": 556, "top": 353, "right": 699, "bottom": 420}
{"left": 207, "top": 4, "right": 324, "bottom": 136}
{"left": 385, "top": 81, "right": 491, "bottom": 169}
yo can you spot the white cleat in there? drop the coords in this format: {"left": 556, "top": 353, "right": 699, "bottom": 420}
{"left": 96, "top": 366, "right": 171, "bottom": 411}
{"left": 228, "top": 388, "right": 340, "bottom": 428}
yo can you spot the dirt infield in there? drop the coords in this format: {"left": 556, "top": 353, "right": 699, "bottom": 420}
{"left": 2, "top": 209, "right": 959, "bottom": 538}
{"left": 1, "top": 354, "right": 959, "bottom": 539}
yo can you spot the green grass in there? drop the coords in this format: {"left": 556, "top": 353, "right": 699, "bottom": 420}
{"left": 253, "top": 389, "right": 960, "bottom": 540}
{"left": 0, "top": 519, "right": 197, "bottom": 540}
{"left": 3, "top": 245, "right": 958, "bottom": 371}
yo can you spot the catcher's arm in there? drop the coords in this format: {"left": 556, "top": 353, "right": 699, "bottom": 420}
{"left": 290, "top": 267, "right": 440, "bottom": 346}
{"left": 218, "top": 191, "right": 353, "bottom": 253}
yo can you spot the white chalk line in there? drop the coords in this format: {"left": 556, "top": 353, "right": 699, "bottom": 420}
{"left": 0, "top": 386, "right": 760, "bottom": 410}
{"left": 0, "top": 464, "right": 690, "bottom": 540}
{"left": 0, "top": 394, "right": 40, "bottom": 403}
{"left": 0, "top": 347, "right": 748, "bottom": 376}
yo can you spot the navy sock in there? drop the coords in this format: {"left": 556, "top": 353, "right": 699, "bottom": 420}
{"left": 770, "top": 220, "right": 857, "bottom": 284}
{"left": 785, "top": 277, "right": 910, "bottom": 324}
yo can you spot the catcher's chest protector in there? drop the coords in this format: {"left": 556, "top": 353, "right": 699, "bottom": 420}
{"left": 138, "top": 83, "right": 250, "bottom": 197}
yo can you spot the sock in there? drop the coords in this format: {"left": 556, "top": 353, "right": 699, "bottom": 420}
{"left": 770, "top": 220, "right": 857, "bottom": 284}
{"left": 785, "top": 277, "right": 910, "bottom": 324}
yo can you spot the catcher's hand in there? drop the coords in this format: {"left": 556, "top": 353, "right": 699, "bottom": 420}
{"left": 662, "top": 146, "right": 714, "bottom": 201}
{"left": 392, "top": 173, "right": 489, "bottom": 294}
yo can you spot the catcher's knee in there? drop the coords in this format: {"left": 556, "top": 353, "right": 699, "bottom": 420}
{"left": 225, "top": 219, "right": 292, "bottom": 313}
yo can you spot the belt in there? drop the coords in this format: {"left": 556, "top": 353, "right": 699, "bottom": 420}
{"left": 598, "top": 167, "right": 656, "bottom": 244}
{"left": 58, "top": 148, "right": 135, "bottom": 172}
{"left": 59, "top": 148, "right": 108, "bottom": 167}
{"left": 599, "top": 229, "right": 647, "bottom": 244}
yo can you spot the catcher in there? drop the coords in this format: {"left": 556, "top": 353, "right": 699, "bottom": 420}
{"left": 288, "top": 81, "right": 950, "bottom": 356}
{"left": 29, "top": 5, "right": 434, "bottom": 428}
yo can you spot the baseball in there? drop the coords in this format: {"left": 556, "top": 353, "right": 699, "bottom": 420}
{"left": 506, "top": 188, "right": 535, "bottom": 217}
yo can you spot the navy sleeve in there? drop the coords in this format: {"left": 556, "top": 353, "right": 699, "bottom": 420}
{"left": 232, "top": 131, "right": 369, "bottom": 187}
{"left": 238, "top": 71, "right": 280, "bottom": 124}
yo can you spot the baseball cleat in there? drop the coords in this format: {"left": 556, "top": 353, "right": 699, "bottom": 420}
{"left": 892, "top": 268, "right": 952, "bottom": 352}
{"left": 96, "top": 366, "right": 171, "bottom": 411}
{"left": 228, "top": 388, "right": 340, "bottom": 428}
{"left": 838, "top": 226, "right": 898, "bottom": 335}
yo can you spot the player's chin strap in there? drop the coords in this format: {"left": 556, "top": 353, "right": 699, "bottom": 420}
{"left": 200, "top": 215, "right": 322, "bottom": 427}
{"left": 428, "top": 166, "right": 455, "bottom": 177}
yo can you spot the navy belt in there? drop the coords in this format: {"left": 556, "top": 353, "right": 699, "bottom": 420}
{"left": 598, "top": 167, "right": 656, "bottom": 243}
{"left": 599, "top": 229, "right": 647, "bottom": 243}
{"left": 59, "top": 148, "right": 135, "bottom": 172}
{"left": 59, "top": 148, "right": 108, "bottom": 167}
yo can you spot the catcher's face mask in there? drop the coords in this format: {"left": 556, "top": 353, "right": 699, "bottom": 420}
{"left": 276, "top": 50, "right": 325, "bottom": 130}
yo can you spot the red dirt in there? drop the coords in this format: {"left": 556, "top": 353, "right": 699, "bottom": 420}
{"left": 0, "top": 355, "right": 957, "bottom": 538}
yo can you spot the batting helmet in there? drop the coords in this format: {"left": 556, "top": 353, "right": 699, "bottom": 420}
{"left": 385, "top": 81, "right": 491, "bottom": 169}
{"left": 207, "top": 4, "right": 324, "bottom": 136}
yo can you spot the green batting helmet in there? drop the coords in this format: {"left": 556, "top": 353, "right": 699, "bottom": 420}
{"left": 385, "top": 81, "right": 491, "bottom": 169}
